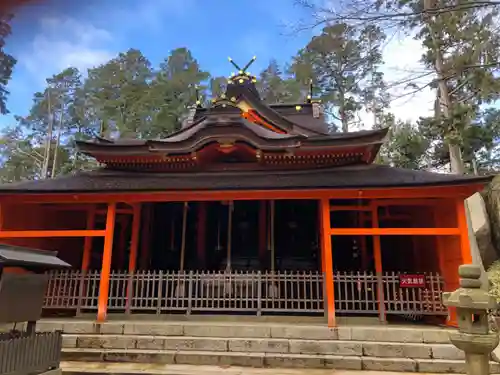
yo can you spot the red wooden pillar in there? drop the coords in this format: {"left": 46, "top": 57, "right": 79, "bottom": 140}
{"left": 128, "top": 204, "right": 142, "bottom": 273}
{"left": 319, "top": 198, "right": 335, "bottom": 327}
{"left": 78, "top": 205, "right": 96, "bottom": 314}
{"left": 139, "top": 204, "right": 152, "bottom": 270}
{"left": 371, "top": 203, "right": 386, "bottom": 323}
{"left": 97, "top": 202, "right": 116, "bottom": 322}
{"left": 81, "top": 206, "right": 96, "bottom": 272}
{"left": 197, "top": 202, "right": 207, "bottom": 269}
{"left": 126, "top": 204, "right": 141, "bottom": 312}
{"left": 444, "top": 198, "right": 473, "bottom": 327}
{"left": 258, "top": 201, "right": 267, "bottom": 266}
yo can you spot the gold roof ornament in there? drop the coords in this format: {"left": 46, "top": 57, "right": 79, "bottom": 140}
{"left": 227, "top": 56, "right": 258, "bottom": 85}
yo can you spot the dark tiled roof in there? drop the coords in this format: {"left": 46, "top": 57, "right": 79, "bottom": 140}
{"left": 77, "top": 121, "right": 389, "bottom": 157}
{"left": 0, "top": 245, "right": 70, "bottom": 269}
{"left": 0, "top": 165, "right": 492, "bottom": 193}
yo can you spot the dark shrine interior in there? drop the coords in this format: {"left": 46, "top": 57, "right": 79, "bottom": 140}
{"left": 87, "top": 200, "right": 418, "bottom": 273}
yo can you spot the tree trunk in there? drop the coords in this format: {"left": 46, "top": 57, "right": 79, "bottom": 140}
{"left": 434, "top": 43, "right": 464, "bottom": 174}
{"left": 424, "top": 0, "right": 465, "bottom": 175}
{"left": 41, "top": 89, "right": 54, "bottom": 179}
{"left": 339, "top": 91, "right": 348, "bottom": 133}
{"left": 372, "top": 99, "right": 378, "bottom": 129}
{"left": 50, "top": 109, "right": 63, "bottom": 178}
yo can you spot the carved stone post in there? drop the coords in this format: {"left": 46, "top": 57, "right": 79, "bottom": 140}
{"left": 443, "top": 264, "right": 499, "bottom": 375}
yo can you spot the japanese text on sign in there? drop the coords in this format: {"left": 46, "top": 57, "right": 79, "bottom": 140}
{"left": 399, "top": 274, "right": 426, "bottom": 288}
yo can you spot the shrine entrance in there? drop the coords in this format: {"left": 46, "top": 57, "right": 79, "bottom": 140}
{"left": 147, "top": 200, "right": 320, "bottom": 274}
{"left": 42, "top": 198, "right": 449, "bottom": 323}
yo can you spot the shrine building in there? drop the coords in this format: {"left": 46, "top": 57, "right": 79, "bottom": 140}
{"left": 0, "top": 58, "right": 492, "bottom": 327}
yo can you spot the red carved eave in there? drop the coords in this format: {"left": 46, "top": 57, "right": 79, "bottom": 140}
{"left": 243, "top": 110, "right": 287, "bottom": 134}
{"left": 92, "top": 142, "right": 375, "bottom": 172}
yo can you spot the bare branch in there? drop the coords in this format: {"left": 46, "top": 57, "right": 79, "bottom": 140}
{"left": 296, "top": 0, "right": 500, "bottom": 27}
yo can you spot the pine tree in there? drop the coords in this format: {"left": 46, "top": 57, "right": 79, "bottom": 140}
{"left": 0, "top": 13, "right": 16, "bottom": 114}
{"left": 290, "top": 23, "right": 386, "bottom": 132}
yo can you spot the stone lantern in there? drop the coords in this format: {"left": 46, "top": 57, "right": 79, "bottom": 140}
{"left": 443, "top": 264, "right": 499, "bottom": 375}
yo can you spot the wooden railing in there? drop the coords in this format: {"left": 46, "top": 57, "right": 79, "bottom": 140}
{"left": 43, "top": 270, "right": 447, "bottom": 316}
{"left": 334, "top": 271, "right": 447, "bottom": 315}
{"left": 0, "top": 332, "right": 62, "bottom": 375}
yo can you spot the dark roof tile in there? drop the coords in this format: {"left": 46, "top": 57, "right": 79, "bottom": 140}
{"left": 0, "top": 165, "right": 491, "bottom": 193}
{"left": 0, "top": 245, "right": 71, "bottom": 269}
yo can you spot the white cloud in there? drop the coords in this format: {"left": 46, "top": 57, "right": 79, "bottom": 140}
{"left": 19, "top": 17, "right": 115, "bottom": 83}
{"left": 357, "top": 33, "right": 435, "bottom": 129}
{"left": 382, "top": 35, "right": 435, "bottom": 122}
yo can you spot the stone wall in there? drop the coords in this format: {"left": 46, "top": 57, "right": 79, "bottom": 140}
{"left": 468, "top": 190, "right": 499, "bottom": 271}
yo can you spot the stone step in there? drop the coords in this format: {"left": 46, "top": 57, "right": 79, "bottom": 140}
{"left": 61, "top": 348, "right": 500, "bottom": 373}
{"left": 37, "top": 320, "right": 454, "bottom": 344}
{"left": 63, "top": 334, "right": 463, "bottom": 360}
{"left": 60, "top": 361, "right": 437, "bottom": 375}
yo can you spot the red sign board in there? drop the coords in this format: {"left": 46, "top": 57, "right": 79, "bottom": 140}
{"left": 399, "top": 274, "right": 426, "bottom": 288}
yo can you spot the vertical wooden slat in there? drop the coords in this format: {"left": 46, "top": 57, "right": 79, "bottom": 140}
{"left": 81, "top": 206, "right": 96, "bottom": 272}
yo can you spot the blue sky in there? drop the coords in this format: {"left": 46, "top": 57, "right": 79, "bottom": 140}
{"left": 1, "top": 0, "right": 316, "bottom": 127}
{"left": 2, "top": 0, "right": 449, "bottom": 130}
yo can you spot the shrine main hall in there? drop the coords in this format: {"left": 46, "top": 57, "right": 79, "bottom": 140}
{"left": 0, "top": 59, "right": 491, "bottom": 327}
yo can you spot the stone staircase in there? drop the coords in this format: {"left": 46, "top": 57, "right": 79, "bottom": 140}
{"left": 36, "top": 319, "right": 500, "bottom": 374}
